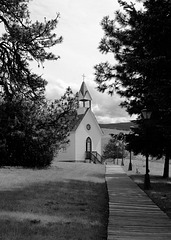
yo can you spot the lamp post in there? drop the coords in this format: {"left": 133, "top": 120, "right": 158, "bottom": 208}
{"left": 116, "top": 142, "right": 119, "bottom": 165}
{"left": 121, "top": 144, "right": 124, "bottom": 166}
{"left": 141, "top": 108, "right": 152, "bottom": 190}
{"left": 128, "top": 126, "right": 134, "bottom": 171}
{"left": 121, "top": 135, "right": 125, "bottom": 166}
{"left": 128, "top": 150, "right": 132, "bottom": 171}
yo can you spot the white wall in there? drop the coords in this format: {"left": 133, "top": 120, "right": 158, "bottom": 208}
{"left": 55, "top": 133, "right": 75, "bottom": 162}
{"left": 54, "top": 109, "right": 102, "bottom": 162}
{"left": 75, "top": 110, "right": 102, "bottom": 161}
{"left": 75, "top": 124, "right": 88, "bottom": 161}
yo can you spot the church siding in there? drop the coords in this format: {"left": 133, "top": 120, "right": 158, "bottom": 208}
{"left": 56, "top": 132, "right": 76, "bottom": 162}
{"left": 75, "top": 109, "right": 102, "bottom": 161}
{"left": 55, "top": 81, "right": 103, "bottom": 163}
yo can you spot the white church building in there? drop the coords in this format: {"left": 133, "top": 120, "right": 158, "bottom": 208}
{"left": 56, "top": 81, "right": 103, "bottom": 163}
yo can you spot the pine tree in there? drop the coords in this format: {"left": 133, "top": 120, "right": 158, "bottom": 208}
{"left": 0, "top": 0, "right": 62, "bottom": 101}
{"left": 0, "top": 1, "right": 78, "bottom": 168}
{"left": 95, "top": 0, "right": 171, "bottom": 177}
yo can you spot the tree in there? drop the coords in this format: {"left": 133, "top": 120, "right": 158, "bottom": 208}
{"left": 103, "top": 132, "right": 126, "bottom": 163}
{"left": 125, "top": 121, "right": 164, "bottom": 158}
{"left": 0, "top": 87, "right": 78, "bottom": 168}
{"left": 0, "top": 1, "right": 78, "bottom": 168}
{"left": 94, "top": 0, "right": 171, "bottom": 178}
{"left": 0, "top": 0, "right": 62, "bottom": 101}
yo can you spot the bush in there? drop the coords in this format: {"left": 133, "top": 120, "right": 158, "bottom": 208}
{"left": 0, "top": 88, "right": 77, "bottom": 168}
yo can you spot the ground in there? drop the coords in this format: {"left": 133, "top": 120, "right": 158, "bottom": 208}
{"left": 1, "top": 157, "right": 171, "bottom": 239}
{"left": 0, "top": 162, "right": 108, "bottom": 240}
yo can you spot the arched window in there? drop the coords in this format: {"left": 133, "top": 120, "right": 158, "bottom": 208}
{"left": 86, "top": 137, "right": 92, "bottom": 159}
{"left": 86, "top": 137, "right": 92, "bottom": 152}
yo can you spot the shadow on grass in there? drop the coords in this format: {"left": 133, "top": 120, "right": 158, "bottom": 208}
{"left": 128, "top": 173, "right": 171, "bottom": 220}
{"left": 0, "top": 179, "right": 109, "bottom": 240}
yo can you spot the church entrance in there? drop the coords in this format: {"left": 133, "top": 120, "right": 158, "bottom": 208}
{"left": 86, "top": 137, "right": 92, "bottom": 159}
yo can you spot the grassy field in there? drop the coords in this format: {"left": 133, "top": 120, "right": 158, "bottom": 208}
{"left": 0, "top": 163, "right": 108, "bottom": 240}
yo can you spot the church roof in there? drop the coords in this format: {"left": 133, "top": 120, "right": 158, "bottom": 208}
{"left": 78, "top": 81, "right": 92, "bottom": 101}
{"left": 70, "top": 108, "right": 103, "bottom": 136}
{"left": 71, "top": 108, "right": 89, "bottom": 132}
{"left": 69, "top": 82, "right": 102, "bottom": 135}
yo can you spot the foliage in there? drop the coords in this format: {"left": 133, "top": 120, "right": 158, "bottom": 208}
{"left": 95, "top": 0, "right": 171, "bottom": 117}
{"left": 103, "top": 132, "right": 126, "bottom": 160}
{"left": 0, "top": 87, "right": 78, "bottom": 168}
{"left": 0, "top": 0, "right": 76, "bottom": 168}
{"left": 95, "top": 0, "right": 171, "bottom": 177}
{"left": 125, "top": 120, "right": 164, "bottom": 157}
{"left": 0, "top": 0, "right": 62, "bottom": 101}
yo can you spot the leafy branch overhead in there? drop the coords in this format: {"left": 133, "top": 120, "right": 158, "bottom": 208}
{"left": 94, "top": 0, "right": 171, "bottom": 116}
{"left": 0, "top": 0, "right": 62, "bottom": 101}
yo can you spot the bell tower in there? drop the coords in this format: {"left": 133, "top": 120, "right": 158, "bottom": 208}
{"left": 77, "top": 81, "right": 92, "bottom": 115}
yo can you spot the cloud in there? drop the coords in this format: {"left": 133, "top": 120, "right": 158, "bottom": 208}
{"left": 28, "top": 0, "right": 136, "bottom": 123}
{"left": 45, "top": 77, "right": 68, "bottom": 100}
{"left": 44, "top": 73, "right": 136, "bottom": 123}
{"left": 84, "top": 76, "right": 136, "bottom": 123}
{"left": 45, "top": 75, "right": 79, "bottom": 100}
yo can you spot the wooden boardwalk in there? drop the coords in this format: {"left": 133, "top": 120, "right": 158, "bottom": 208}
{"left": 105, "top": 165, "right": 171, "bottom": 240}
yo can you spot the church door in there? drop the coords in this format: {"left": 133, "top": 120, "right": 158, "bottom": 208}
{"left": 86, "top": 137, "right": 92, "bottom": 159}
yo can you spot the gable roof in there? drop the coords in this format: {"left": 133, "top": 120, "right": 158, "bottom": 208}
{"left": 71, "top": 108, "right": 88, "bottom": 132}
{"left": 71, "top": 108, "right": 103, "bottom": 136}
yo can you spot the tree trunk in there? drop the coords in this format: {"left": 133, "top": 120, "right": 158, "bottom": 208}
{"left": 163, "top": 154, "right": 170, "bottom": 178}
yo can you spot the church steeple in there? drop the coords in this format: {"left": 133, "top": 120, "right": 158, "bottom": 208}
{"left": 78, "top": 81, "right": 92, "bottom": 107}
{"left": 77, "top": 81, "right": 92, "bottom": 115}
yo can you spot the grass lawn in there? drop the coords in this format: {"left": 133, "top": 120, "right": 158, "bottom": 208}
{"left": 0, "top": 162, "right": 108, "bottom": 240}
{"left": 122, "top": 157, "right": 171, "bottom": 220}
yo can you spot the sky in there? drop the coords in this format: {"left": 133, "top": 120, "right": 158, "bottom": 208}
{"left": 28, "top": 0, "right": 137, "bottom": 123}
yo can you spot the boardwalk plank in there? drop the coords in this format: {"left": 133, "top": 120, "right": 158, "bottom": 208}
{"left": 106, "top": 165, "right": 171, "bottom": 240}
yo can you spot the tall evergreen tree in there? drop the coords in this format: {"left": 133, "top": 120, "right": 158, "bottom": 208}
{"left": 94, "top": 0, "right": 171, "bottom": 177}
{"left": 0, "top": 0, "right": 62, "bottom": 101}
{"left": 0, "top": 1, "right": 78, "bottom": 168}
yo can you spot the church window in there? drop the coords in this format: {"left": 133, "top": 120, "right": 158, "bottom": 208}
{"left": 86, "top": 124, "right": 91, "bottom": 130}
